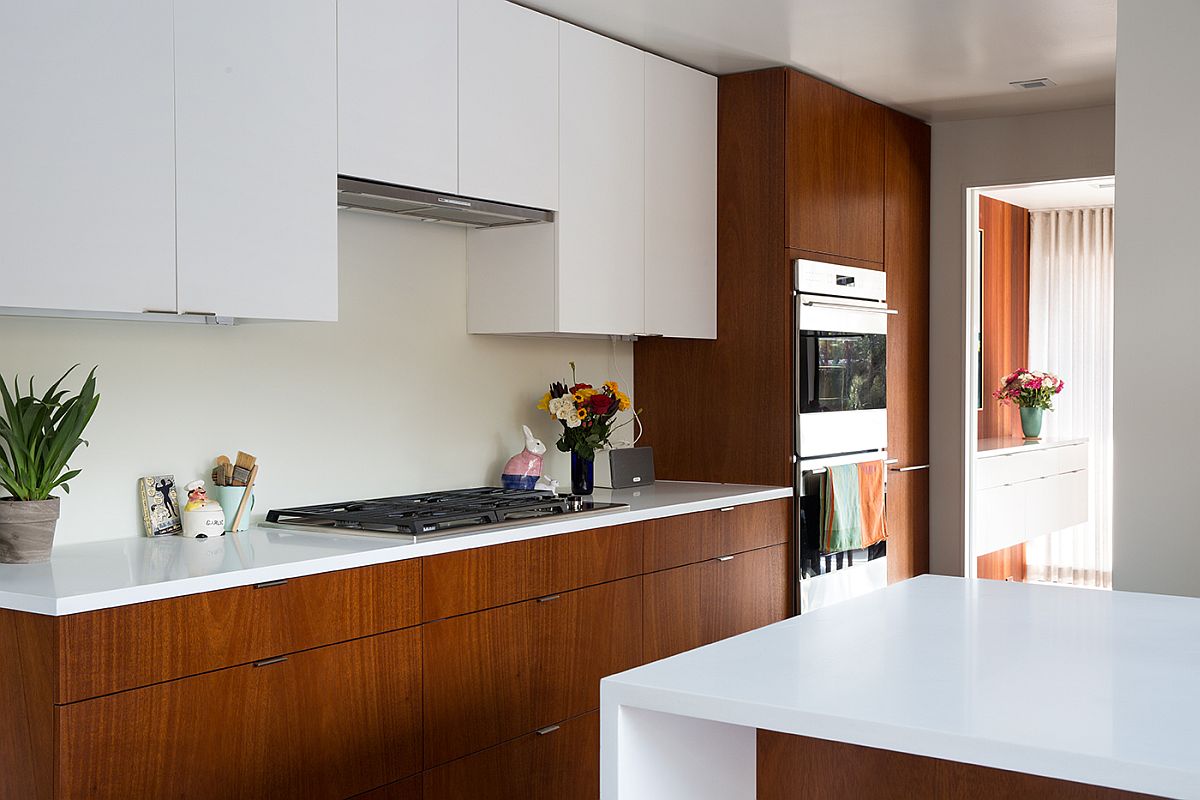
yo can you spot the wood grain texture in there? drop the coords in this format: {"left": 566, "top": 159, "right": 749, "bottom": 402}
{"left": 786, "top": 69, "right": 885, "bottom": 264}
{"left": 422, "top": 577, "right": 641, "bottom": 768}
{"left": 0, "top": 610, "right": 56, "bottom": 800}
{"left": 350, "top": 774, "right": 422, "bottom": 800}
{"left": 59, "top": 559, "right": 420, "bottom": 703}
{"left": 977, "top": 543, "right": 1028, "bottom": 582}
{"left": 718, "top": 499, "right": 790, "bottom": 556}
{"left": 756, "top": 730, "right": 1157, "bottom": 800}
{"left": 786, "top": 247, "right": 882, "bottom": 272}
{"left": 642, "top": 510, "right": 722, "bottom": 573}
{"left": 635, "top": 68, "right": 793, "bottom": 489}
{"left": 423, "top": 710, "right": 599, "bottom": 800}
{"left": 883, "top": 108, "right": 932, "bottom": 584}
{"left": 978, "top": 194, "right": 1031, "bottom": 441}
{"left": 422, "top": 524, "right": 643, "bottom": 621}
{"left": 59, "top": 627, "right": 422, "bottom": 800}
{"left": 714, "top": 544, "right": 789, "bottom": 640}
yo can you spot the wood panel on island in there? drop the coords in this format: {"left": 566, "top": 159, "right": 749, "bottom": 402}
{"left": 0, "top": 498, "right": 789, "bottom": 799}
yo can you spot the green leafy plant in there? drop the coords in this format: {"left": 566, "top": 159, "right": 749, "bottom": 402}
{"left": 0, "top": 366, "right": 100, "bottom": 501}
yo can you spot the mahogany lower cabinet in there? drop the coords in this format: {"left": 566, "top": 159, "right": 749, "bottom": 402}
{"left": 644, "top": 544, "right": 788, "bottom": 662}
{"left": 885, "top": 468, "right": 930, "bottom": 584}
{"left": 423, "top": 710, "right": 599, "bottom": 800}
{"left": 57, "top": 627, "right": 422, "bottom": 800}
{"left": 422, "top": 576, "right": 641, "bottom": 767}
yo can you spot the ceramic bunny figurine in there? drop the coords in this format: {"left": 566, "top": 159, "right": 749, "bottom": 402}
{"left": 501, "top": 425, "right": 546, "bottom": 490}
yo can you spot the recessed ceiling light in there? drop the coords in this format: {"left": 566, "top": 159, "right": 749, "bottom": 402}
{"left": 1009, "top": 77, "right": 1057, "bottom": 90}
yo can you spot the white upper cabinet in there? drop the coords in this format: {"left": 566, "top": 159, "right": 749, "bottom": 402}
{"left": 644, "top": 54, "right": 717, "bottom": 339}
{"left": 557, "top": 23, "right": 645, "bottom": 336}
{"left": 0, "top": 1, "right": 177, "bottom": 315}
{"left": 175, "top": 0, "right": 337, "bottom": 321}
{"left": 338, "top": 0, "right": 458, "bottom": 194}
{"left": 459, "top": 0, "right": 558, "bottom": 210}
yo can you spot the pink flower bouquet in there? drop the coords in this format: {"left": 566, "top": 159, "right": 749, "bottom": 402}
{"left": 992, "top": 369, "right": 1064, "bottom": 410}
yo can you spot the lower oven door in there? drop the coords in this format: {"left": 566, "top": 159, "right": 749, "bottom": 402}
{"left": 796, "top": 294, "right": 890, "bottom": 458}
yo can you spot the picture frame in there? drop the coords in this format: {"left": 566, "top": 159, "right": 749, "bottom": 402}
{"left": 139, "top": 475, "right": 182, "bottom": 537}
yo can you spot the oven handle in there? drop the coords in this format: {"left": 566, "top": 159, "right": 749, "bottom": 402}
{"left": 801, "top": 300, "right": 898, "bottom": 315}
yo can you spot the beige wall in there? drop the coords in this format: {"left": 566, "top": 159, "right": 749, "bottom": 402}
{"left": 1112, "top": 1, "right": 1200, "bottom": 596}
{"left": 0, "top": 211, "right": 633, "bottom": 545}
{"left": 929, "top": 105, "right": 1115, "bottom": 576}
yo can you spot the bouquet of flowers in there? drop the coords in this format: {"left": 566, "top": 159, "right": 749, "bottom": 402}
{"left": 992, "top": 369, "right": 1064, "bottom": 410}
{"left": 537, "top": 362, "right": 633, "bottom": 462}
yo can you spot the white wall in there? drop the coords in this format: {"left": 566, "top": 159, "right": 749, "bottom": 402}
{"left": 0, "top": 211, "right": 633, "bottom": 545}
{"left": 1112, "top": 1, "right": 1200, "bottom": 597}
{"left": 929, "top": 105, "right": 1115, "bottom": 576}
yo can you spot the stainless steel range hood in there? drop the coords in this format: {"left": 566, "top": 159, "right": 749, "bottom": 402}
{"left": 337, "top": 176, "right": 554, "bottom": 228}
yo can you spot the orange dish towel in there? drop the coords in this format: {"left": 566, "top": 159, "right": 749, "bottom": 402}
{"left": 821, "top": 460, "right": 887, "bottom": 553}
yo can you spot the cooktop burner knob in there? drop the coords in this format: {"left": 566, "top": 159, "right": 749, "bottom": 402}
{"left": 565, "top": 495, "right": 584, "bottom": 512}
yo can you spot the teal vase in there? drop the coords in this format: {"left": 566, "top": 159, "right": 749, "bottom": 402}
{"left": 1020, "top": 407, "right": 1044, "bottom": 440}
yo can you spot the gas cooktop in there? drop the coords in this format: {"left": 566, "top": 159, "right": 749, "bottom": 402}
{"left": 265, "top": 487, "right": 627, "bottom": 542}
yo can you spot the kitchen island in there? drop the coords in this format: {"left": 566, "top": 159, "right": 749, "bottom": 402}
{"left": 601, "top": 575, "right": 1199, "bottom": 799}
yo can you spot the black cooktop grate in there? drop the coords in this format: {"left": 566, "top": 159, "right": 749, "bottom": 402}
{"left": 266, "top": 487, "right": 572, "bottom": 535}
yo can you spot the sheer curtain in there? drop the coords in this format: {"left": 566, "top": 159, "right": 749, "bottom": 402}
{"left": 1026, "top": 206, "right": 1114, "bottom": 588}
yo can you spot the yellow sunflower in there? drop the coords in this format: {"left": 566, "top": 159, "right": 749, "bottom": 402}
{"left": 576, "top": 407, "right": 588, "bottom": 420}
{"left": 572, "top": 391, "right": 584, "bottom": 403}
{"left": 537, "top": 392, "right": 551, "bottom": 411}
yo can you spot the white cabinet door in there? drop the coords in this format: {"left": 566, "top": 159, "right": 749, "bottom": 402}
{"left": 338, "top": 0, "right": 458, "bottom": 194}
{"left": 175, "top": 0, "right": 338, "bottom": 321}
{"left": 0, "top": 1, "right": 176, "bottom": 314}
{"left": 644, "top": 54, "right": 717, "bottom": 339}
{"left": 557, "top": 23, "right": 645, "bottom": 335}
{"left": 459, "top": 0, "right": 558, "bottom": 210}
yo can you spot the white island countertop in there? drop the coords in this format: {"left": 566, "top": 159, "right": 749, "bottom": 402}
{"left": 601, "top": 575, "right": 1200, "bottom": 799}
{"left": 0, "top": 481, "right": 790, "bottom": 616}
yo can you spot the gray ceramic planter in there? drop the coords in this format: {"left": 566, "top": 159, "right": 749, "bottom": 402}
{"left": 0, "top": 497, "right": 60, "bottom": 564}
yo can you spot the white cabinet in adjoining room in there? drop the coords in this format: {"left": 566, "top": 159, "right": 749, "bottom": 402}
{"left": 459, "top": 0, "right": 558, "bottom": 211}
{"left": 338, "top": 0, "right": 458, "bottom": 194}
{"left": 175, "top": 0, "right": 337, "bottom": 322}
{"left": 0, "top": 0, "right": 177, "bottom": 315}
{"left": 556, "top": 22, "right": 646, "bottom": 336}
{"left": 644, "top": 53, "right": 717, "bottom": 339}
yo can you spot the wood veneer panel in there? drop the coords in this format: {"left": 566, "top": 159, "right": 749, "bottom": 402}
{"left": 422, "top": 538, "right": 542, "bottom": 622}
{"left": 350, "top": 774, "right": 422, "bottom": 800}
{"left": 0, "top": 610, "right": 56, "bottom": 800}
{"left": 58, "top": 559, "right": 420, "bottom": 703}
{"left": 718, "top": 499, "right": 790, "bottom": 556}
{"left": 59, "top": 628, "right": 422, "bottom": 800}
{"left": 978, "top": 194, "right": 1031, "bottom": 441}
{"left": 643, "top": 560, "right": 713, "bottom": 662}
{"left": 714, "top": 544, "right": 789, "bottom": 640}
{"left": 787, "top": 247, "right": 883, "bottom": 272}
{"left": 539, "top": 523, "right": 643, "bottom": 595}
{"left": 977, "top": 543, "right": 1027, "bottom": 582}
{"left": 643, "top": 511, "right": 722, "bottom": 573}
{"left": 786, "top": 69, "right": 885, "bottom": 263}
{"left": 756, "top": 730, "right": 1157, "bottom": 799}
{"left": 886, "top": 468, "right": 931, "bottom": 584}
{"left": 635, "top": 68, "right": 793, "bottom": 488}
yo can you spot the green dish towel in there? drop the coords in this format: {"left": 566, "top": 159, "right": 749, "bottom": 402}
{"left": 822, "top": 463, "right": 863, "bottom": 553}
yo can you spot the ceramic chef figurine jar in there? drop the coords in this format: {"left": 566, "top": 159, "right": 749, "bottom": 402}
{"left": 181, "top": 480, "right": 226, "bottom": 538}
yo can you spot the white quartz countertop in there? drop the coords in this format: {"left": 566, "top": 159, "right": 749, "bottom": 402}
{"left": 0, "top": 481, "right": 790, "bottom": 616}
{"left": 976, "top": 435, "right": 1088, "bottom": 457}
{"left": 601, "top": 575, "right": 1200, "bottom": 799}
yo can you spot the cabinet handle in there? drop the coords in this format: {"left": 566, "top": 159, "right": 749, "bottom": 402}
{"left": 142, "top": 309, "right": 178, "bottom": 315}
{"left": 253, "top": 579, "right": 289, "bottom": 589}
{"left": 889, "top": 464, "right": 931, "bottom": 473}
{"left": 537, "top": 594, "right": 560, "bottom": 603}
{"left": 181, "top": 310, "right": 218, "bottom": 316}
{"left": 535, "top": 724, "right": 561, "bottom": 736}
{"left": 717, "top": 555, "right": 735, "bottom": 562}
{"left": 884, "top": 458, "right": 899, "bottom": 466}
{"left": 719, "top": 507, "right": 735, "bottom": 513}
{"left": 252, "top": 656, "right": 288, "bottom": 668}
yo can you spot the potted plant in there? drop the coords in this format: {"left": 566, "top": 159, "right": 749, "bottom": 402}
{"left": 0, "top": 366, "right": 99, "bottom": 563}
{"left": 992, "top": 369, "right": 1063, "bottom": 440}
{"left": 538, "top": 363, "right": 633, "bottom": 495}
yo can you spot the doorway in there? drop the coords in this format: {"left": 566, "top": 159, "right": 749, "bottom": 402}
{"left": 965, "top": 177, "right": 1114, "bottom": 587}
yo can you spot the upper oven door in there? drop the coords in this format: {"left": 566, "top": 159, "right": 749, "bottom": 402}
{"left": 796, "top": 294, "right": 890, "bottom": 416}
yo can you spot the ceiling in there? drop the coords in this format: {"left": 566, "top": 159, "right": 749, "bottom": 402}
{"left": 520, "top": 0, "right": 1116, "bottom": 121}
{"left": 980, "top": 177, "right": 1115, "bottom": 210}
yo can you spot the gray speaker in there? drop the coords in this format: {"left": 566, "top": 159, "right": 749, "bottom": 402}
{"left": 597, "top": 447, "right": 655, "bottom": 489}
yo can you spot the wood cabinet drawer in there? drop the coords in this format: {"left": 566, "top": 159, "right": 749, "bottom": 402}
{"left": 422, "top": 577, "right": 640, "bottom": 767}
{"left": 714, "top": 543, "right": 789, "bottom": 640}
{"left": 643, "top": 500, "right": 790, "bottom": 573}
{"left": 350, "top": 774, "right": 422, "bottom": 800}
{"left": 57, "top": 560, "right": 420, "bottom": 703}
{"left": 423, "top": 710, "right": 599, "bottom": 800}
{"left": 421, "top": 523, "right": 642, "bottom": 621}
{"left": 58, "top": 627, "right": 422, "bottom": 800}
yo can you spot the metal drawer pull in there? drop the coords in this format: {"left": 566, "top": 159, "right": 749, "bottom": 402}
{"left": 536, "top": 725, "right": 561, "bottom": 736}
{"left": 142, "top": 308, "right": 178, "bottom": 315}
{"left": 253, "top": 579, "right": 289, "bottom": 589}
{"left": 252, "top": 656, "right": 288, "bottom": 668}
{"left": 802, "top": 300, "right": 898, "bottom": 315}
{"left": 537, "top": 594, "right": 560, "bottom": 603}
{"left": 884, "top": 458, "right": 899, "bottom": 465}
{"left": 889, "top": 464, "right": 931, "bottom": 473}
{"left": 717, "top": 555, "right": 735, "bottom": 562}
{"left": 719, "top": 506, "right": 735, "bottom": 512}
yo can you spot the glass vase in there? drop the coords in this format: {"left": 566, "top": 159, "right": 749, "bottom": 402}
{"left": 570, "top": 452, "right": 595, "bottom": 496}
